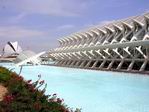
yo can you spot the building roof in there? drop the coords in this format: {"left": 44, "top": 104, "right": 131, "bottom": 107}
{"left": 2, "top": 41, "right": 22, "bottom": 56}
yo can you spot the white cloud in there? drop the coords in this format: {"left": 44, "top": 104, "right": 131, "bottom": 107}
{"left": 2, "top": 0, "right": 88, "bottom": 17}
{"left": 0, "top": 25, "right": 61, "bottom": 52}
{"left": 12, "top": 13, "right": 26, "bottom": 21}
{"left": 7, "top": 13, "right": 26, "bottom": 24}
{"left": 56, "top": 24, "right": 75, "bottom": 30}
{"left": 98, "top": 20, "right": 113, "bottom": 25}
{"left": 0, "top": 26, "right": 46, "bottom": 39}
{"left": 0, "top": 24, "right": 77, "bottom": 41}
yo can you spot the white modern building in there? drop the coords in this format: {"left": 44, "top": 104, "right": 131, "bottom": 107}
{"left": 2, "top": 41, "right": 22, "bottom": 57}
{"left": 14, "top": 50, "right": 45, "bottom": 66}
{"left": 49, "top": 12, "right": 149, "bottom": 73}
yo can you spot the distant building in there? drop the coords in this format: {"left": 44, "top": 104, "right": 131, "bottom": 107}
{"left": 2, "top": 41, "right": 22, "bottom": 57}
{"left": 49, "top": 12, "right": 149, "bottom": 73}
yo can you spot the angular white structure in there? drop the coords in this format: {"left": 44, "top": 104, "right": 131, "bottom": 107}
{"left": 49, "top": 12, "right": 149, "bottom": 73}
{"left": 15, "top": 50, "right": 45, "bottom": 66}
{"left": 2, "top": 41, "right": 22, "bottom": 57}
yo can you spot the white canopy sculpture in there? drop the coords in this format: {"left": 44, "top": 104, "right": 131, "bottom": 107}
{"left": 14, "top": 50, "right": 45, "bottom": 67}
{"left": 2, "top": 41, "right": 22, "bottom": 56}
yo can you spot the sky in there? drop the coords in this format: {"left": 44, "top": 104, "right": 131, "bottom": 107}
{"left": 0, "top": 0, "right": 149, "bottom": 53}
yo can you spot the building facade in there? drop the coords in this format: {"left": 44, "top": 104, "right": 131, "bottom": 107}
{"left": 2, "top": 41, "right": 22, "bottom": 57}
{"left": 49, "top": 13, "right": 149, "bottom": 73}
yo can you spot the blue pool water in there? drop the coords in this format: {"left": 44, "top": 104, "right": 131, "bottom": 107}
{"left": 1, "top": 63, "right": 149, "bottom": 112}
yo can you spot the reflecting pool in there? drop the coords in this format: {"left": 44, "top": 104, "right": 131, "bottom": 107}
{"left": 1, "top": 63, "right": 149, "bottom": 112}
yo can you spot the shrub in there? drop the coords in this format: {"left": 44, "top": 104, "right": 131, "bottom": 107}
{"left": 0, "top": 66, "right": 80, "bottom": 112}
{"left": 0, "top": 67, "right": 11, "bottom": 83}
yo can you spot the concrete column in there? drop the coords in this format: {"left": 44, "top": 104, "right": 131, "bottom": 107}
{"left": 106, "top": 29, "right": 114, "bottom": 43}
{"left": 95, "top": 50, "right": 105, "bottom": 59}
{"left": 75, "top": 61, "right": 81, "bottom": 67}
{"left": 120, "top": 30, "right": 133, "bottom": 43}
{"left": 91, "top": 60, "right": 99, "bottom": 68}
{"left": 78, "top": 36, "right": 85, "bottom": 47}
{"left": 76, "top": 36, "right": 81, "bottom": 46}
{"left": 58, "top": 60, "right": 64, "bottom": 65}
{"left": 79, "top": 34, "right": 88, "bottom": 47}
{"left": 63, "top": 39, "right": 70, "bottom": 49}
{"left": 86, "top": 50, "right": 95, "bottom": 58}
{"left": 80, "top": 51, "right": 89, "bottom": 59}
{"left": 92, "top": 36, "right": 98, "bottom": 45}
{"left": 88, "top": 32, "right": 98, "bottom": 46}
{"left": 95, "top": 33, "right": 105, "bottom": 45}
{"left": 63, "top": 60, "right": 68, "bottom": 66}
{"left": 56, "top": 54, "right": 62, "bottom": 59}
{"left": 69, "top": 37, "right": 77, "bottom": 48}
{"left": 113, "top": 48, "right": 124, "bottom": 59}
{"left": 53, "top": 61, "right": 58, "bottom": 65}
{"left": 72, "top": 36, "right": 80, "bottom": 48}
{"left": 103, "top": 48, "right": 112, "bottom": 57}
{"left": 136, "top": 46, "right": 146, "bottom": 59}
{"left": 86, "top": 33, "right": 93, "bottom": 45}
{"left": 80, "top": 51, "right": 91, "bottom": 59}
{"left": 100, "top": 33, "right": 107, "bottom": 45}
{"left": 60, "top": 60, "right": 65, "bottom": 66}
{"left": 68, "top": 37, "right": 74, "bottom": 47}
{"left": 114, "top": 25, "right": 122, "bottom": 41}
{"left": 99, "top": 60, "right": 106, "bottom": 69}
{"left": 67, "top": 60, "right": 73, "bottom": 66}
{"left": 139, "top": 60, "right": 148, "bottom": 71}
{"left": 66, "top": 38, "right": 71, "bottom": 47}
{"left": 123, "top": 47, "right": 132, "bottom": 56}
{"left": 75, "top": 52, "right": 83, "bottom": 59}
{"left": 65, "top": 53, "right": 73, "bottom": 59}
{"left": 60, "top": 39, "right": 66, "bottom": 47}
{"left": 85, "top": 60, "right": 92, "bottom": 68}
{"left": 69, "top": 60, "right": 74, "bottom": 66}
{"left": 78, "top": 61, "right": 83, "bottom": 67}
{"left": 79, "top": 60, "right": 87, "bottom": 67}
{"left": 54, "top": 54, "right": 61, "bottom": 60}
{"left": 102, "top": 31, "right": 110, "bottom": 45}
{"left": 61, "top": 60, "right": 68, "bottom": 66}
{"left": 69, "top": 52, "right": 79, "bottom": 59}
{"left": 56, "top": 60, "right": 61, "bottom": 65}
{"left": 131, "top": 28, "right": 144, "bottom": 41}
{"left": 69, "top": 60, "right": 77, "bottom": 67}
{"left": 107, "top": 60, "right": 115, "bottom": 70}
{"left": 58, "top": 53, "right": 66, "bottom": 60}
{"left": 76, "top": 35, "right": 83, "bottom": 47}
{"left": 92, "top": 50, "right": 99, "bottom": 58}
{"left": 57, "top": 60, "right": 61, "bottom": 65}
{"left": 127, "top": 60, "right": 135, "bottom": 71}
{"left": 63, "top": 39, "right": 68, "bottom": 47}
{"left": 117, "top": 59, "right": 124, "bottom": 70}
{"left": 65, "top": 60, "right": 72, "bottom": 66}
{"left": 58, "top": 39, "right": 63, "bottom": 47}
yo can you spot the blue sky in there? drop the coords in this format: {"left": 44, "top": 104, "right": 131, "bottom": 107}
{"left": 0, "top": 0, "right": 149, "bottom": 52}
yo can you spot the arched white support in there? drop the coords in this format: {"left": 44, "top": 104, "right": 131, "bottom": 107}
{"left": 49, "top": 13, "right": 149, "bottom": 73}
